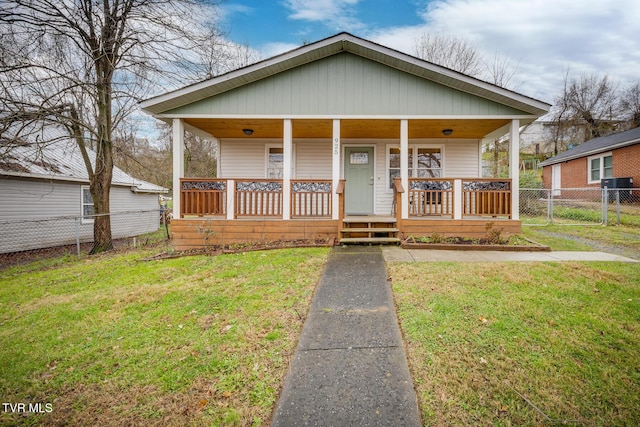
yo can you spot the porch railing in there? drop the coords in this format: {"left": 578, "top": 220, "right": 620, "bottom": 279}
{"left": 408, "top": 178, "right": 454, "bottom": 217}
{"left": 179, "top": 178, "right": 334, "bottom": 219}
{"left": 235, "top": 179, "right": 283, "bottom": 217}
{"left": 180, "top": 179, "right": 227, "bottom": 217}
{"left": 291, "top": 180, "right": 332, "bottom": 218}
{"left": 462, "top": 179, "right": 512, "bottom": 218}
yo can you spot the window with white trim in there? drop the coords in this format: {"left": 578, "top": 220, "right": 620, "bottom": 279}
{"left": 266, "top": 146, "right": 283, "bottom": 178}
{"left": 387, "top": 145, "right": 443, "bottom": 189}
{"left": 588, "top": 152, "right": 613, "bottom": 183}
{"left": 81, "top": 186, "right": 94, "bottom": 223}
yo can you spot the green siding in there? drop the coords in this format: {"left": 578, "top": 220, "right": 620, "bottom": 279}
{"left": 167, "top": 53, "right": 528, "bottom": 116}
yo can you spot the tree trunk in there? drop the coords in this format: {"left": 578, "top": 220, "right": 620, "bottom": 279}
{"left": 90, "top": 174, "right": 113, "bottom": 253}
{"left": 89, "top": 57, "right": 115, "bottom": 254}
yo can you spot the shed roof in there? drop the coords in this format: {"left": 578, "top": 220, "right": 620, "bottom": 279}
{"left": 539, "top": 126, "right": 640, "bottom": 166}
{"left": 0, "top": 125, "right": 167, "bottom": 193}
{"left": 140, "top": 32, "right": 550, "bottom": 117}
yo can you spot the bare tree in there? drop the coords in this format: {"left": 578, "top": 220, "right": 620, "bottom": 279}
{"left": 0, "top": 0, "right": 222, "bottom": 253}
{"left": 620, "top": 81, "right": 640, "bottom": 129}
{"left": 553, "top": 72, "right": 620, "bottom": 143}
{"left": 413, "top": 33, "right": 483, "bottom": 77}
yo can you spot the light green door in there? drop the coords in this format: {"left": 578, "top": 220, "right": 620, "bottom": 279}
{"left": 344, "top": 147, "right": 374, "bottom": 214}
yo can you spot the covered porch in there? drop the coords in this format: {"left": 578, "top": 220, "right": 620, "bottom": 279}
{"left": 168, "top": 117, "right": 522, "bottom": 250}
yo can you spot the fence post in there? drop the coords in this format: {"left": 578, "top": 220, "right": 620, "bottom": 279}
{"left": 75, "top": 217, "right": 81, "bottom": 259}
{"left": 549, "top": 189, "right": 554, "bottom": 224}
{"left": 616, "top": 189, "right": 621, "bottom": 224}
{"left": 602, "top": 187, "right": 608, "bottom": 225}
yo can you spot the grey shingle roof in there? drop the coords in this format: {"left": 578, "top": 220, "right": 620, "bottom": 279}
{"left": 1, "top": 125, "right": 168, "bottom": 193}
{"left": 539, "top": 126, "right": 640, "bottom": 166}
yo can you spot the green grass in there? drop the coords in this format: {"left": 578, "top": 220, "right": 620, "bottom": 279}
{"left": 390, "top": 261, "right": 640, "bottom": 426}
{"left": 0, "top": 247, "right": 329, "bottom": 426}
{"left": 523, "top": 224, "right": 640, "bottom": 255}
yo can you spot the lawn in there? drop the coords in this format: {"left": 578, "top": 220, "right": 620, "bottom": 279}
{"left": 0, "top": 247, "right": 329, "bottom": 426}
{"left": 389, "top": 261, "right": 640, "bottom": 426}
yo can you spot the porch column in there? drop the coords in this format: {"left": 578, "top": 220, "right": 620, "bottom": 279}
{"left": 509, "top": 119, "right": 520, "bottom": 220}
{"left": 283, "top": 119, "right": 292, "bottom": 220}
{"left": 400, "top": 119, "right": 409, "bottom": 219}
{"left": 172, "top": 118, "right": 184, "bottom": 219}
{"left": 332, "top": 119, "right": 341, "bottom": 220}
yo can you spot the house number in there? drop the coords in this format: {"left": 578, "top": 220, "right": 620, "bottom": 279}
{"left": 333, "top": 138, "right": 339, "bottom": 155}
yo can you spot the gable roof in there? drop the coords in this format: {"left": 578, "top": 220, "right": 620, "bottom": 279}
{"left": 540, "top": 126, "right": 640, "bottom": 166}
{"left": 140, "top": 32, "right": 550, "bottom": 117}
{"left": 0, "top": 125, "right": 167, "bottom": 193}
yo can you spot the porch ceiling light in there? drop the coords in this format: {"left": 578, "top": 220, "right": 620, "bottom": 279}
{"left": 242, "top": 128, "right": 254, "bottom": 136}
{"left": 442, "top": 129, "right": 453, "bottom": 136}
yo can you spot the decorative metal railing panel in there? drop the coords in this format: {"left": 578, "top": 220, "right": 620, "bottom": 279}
{"left": 180, "top": 179, "right": 227, "bottom": 217}
{"left": 235, "top": 179, "right": 283, "bottom": 217}
{"left": 408, "top": 179, "right": 454, "bottom": 217}
{"left": 291, "top": 180, "right": 332, "bottom": 218}
{"left": 462, "top": 179, "right": 511, "bottom": 217}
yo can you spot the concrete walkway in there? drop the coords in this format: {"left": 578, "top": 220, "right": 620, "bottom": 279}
{"left": 271, "top": 246, "right": 421, "bottom": 427}
{"left": 383, "top": 247, "right": 639, "bottom": 263}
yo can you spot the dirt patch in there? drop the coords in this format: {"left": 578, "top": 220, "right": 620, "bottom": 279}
{"left": 141, "top": 239, "right": 334, "bottom": 261}
{"left": 535, "top": 230, "right": 640, "bottom": 260}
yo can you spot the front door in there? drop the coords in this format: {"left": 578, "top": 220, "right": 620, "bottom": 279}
{"left": 344, "top": 147, "right": 374, "bottom": 214}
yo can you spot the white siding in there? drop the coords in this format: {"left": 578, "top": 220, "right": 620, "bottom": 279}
{"left": 0, "top": 177, "right": 161, "bottom": 253}
{"left": 295, "top": 139, "right": 332, "bottom": 179}
{"left": 442, "top": 139, "right": 481, "bottom": 177}
{"left": 219, "top": 139, "right": 272, "bottom": 178}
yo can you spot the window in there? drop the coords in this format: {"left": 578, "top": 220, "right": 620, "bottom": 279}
{"left": 588, "top": 153, "right": 613, "bottom": 183}
{"left": 267, "top": 146, "right": 283, "bottom": 178}
{"left": 414, "top": 147, "right": 442, "bottom": 178}
{"left": 387, "top": 145, "right": 443, "bottom": 189}
{"left": 81, "top": 186, "right": 94, "bottom": 223}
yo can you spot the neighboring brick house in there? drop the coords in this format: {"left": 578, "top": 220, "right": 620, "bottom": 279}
{"left": 540, "top": 126, "right": 640, "bottom": 191}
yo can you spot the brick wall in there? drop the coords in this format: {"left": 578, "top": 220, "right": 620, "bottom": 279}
{"left": 613, "top": 143, "right": 640, "bottom": 188}
{"left": 542, "top": 142, "right": 639, "bottom": 189}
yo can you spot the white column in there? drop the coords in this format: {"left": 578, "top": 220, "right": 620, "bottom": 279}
{"left": 172, "top": 118, "right": 184, "bottom": 219}
{"left": 453, "top": 179, "right": 463, "bottom": 219}
{"left": 509, "top": 119, "right": 520, "bottom": 220}
{"left": 282, "top": 119, "right": 292, "bottom": 220}
{"left": 332, "top": 119, "right": 341, "bottom": 220}
{"left": 226, "top": 179, "right": 235, "bottom": 220}
{"left": 400, "top": 119, "right": 409, "bottom": 219}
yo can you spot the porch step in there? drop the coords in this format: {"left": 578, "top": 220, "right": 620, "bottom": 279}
{"left": 339, "top": 237, "right": 401, "bottom": 244}
{"left": 340, "top": 228, "right": 399, "bottom": 233}
{"left": 343, "top": 216, "right": 396, "bottom": 223}
{"left": 340, "top": 215, "right": 400, "bottom": 245}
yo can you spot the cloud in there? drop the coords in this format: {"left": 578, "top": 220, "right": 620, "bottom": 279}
{"left": 366, "top": 0, "right": 640, "bottom": 102}
{"left": 260, "top": 42, "right": 302, "bottom": 59}
{"left": 283, "top": 0, "right": 364, "bottom": 31}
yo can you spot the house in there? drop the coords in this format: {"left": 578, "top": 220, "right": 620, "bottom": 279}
{"left": 0, "top": 125, "right": 168, "bottom": 254}
{"left": 539, "top": 126, "right": 640, "bottom": 193}
{"left": 140, "top": 32, "right": 550, "bottom": 250}
{"left": 518, "top": 116, "right": 628, "bottom": 157}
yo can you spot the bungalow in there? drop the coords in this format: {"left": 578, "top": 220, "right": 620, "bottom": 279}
{"left": 140, "top": 32, "right": 550, "bottom": 250}
{"left": 0, "top": 125, "right": 168, "bottom": 253}
{"left": 540, "top": 126, "right": 640, "bottom": 194}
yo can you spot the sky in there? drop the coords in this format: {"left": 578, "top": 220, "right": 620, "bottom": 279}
{"left": 219, "top": 0, "right": 640, "bottom": 105}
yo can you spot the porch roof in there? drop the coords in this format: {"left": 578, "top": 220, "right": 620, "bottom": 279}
{"left": 140, "top": 33, "right": 550, "bottom": 120}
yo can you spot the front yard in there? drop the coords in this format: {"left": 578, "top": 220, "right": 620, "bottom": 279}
{"left": 1, "top": 224, "right": 639, "bottom": 426}
{"left": 390, "top": 259, "right": 640, "bottom": 426}
{"left": 0, "top": 247, "right": 329, "bottom": 426}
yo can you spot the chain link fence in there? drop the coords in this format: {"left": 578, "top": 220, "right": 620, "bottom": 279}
{"left": 0, "top": 209, "right": 170, "bottom": 261}
{"left": 520, "top": 188, "right": 640, "bottom": 226}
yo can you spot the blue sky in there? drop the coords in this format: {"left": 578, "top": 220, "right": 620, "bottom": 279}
{"left": 219, "top": 0, "right": 640, "bottom": 104}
